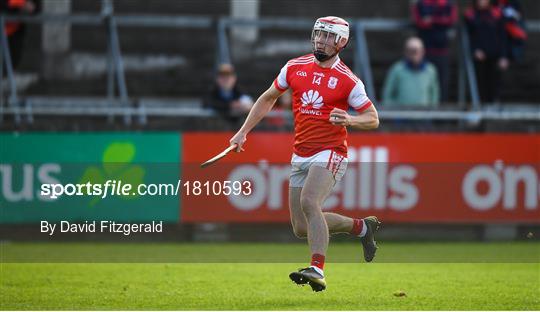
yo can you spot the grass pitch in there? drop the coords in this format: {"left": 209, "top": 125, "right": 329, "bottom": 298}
{"left": 1, "top": 242, "right": 539, "bottom": 310}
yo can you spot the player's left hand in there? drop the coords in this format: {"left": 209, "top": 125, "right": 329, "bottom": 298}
{"left": 329, "top": 108, "right": 351, "bottom": 126}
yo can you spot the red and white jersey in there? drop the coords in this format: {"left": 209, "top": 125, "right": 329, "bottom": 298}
{"left": 273, "top": 54, "right": 373, "bottom": 157}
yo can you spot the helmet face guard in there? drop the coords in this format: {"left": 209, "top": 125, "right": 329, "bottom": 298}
{"left": 311, "top": 17, "right": 350, "bottom": 62}
{"left": 311, "top": 29, "right": 340, "bottom": 62}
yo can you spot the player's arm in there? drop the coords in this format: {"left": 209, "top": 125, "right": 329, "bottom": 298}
{"left": 330, "top": 79, "right": 379, "bottom": 130}
{"left": 329, "top": 105, "right": 379, "bottom": 130}
{"left": 229, "top": 84, "right": 283, "bottom": 151}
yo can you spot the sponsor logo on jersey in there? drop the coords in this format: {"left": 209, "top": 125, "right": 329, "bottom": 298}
{"left": 300, "top": 90, "right": 324, "bottom": 115}
{"left": 296, "top": 71, "right": 307, "bottom": 77}
{"left": 301, "top": 90, "right": 324, "bottom": 109}
{"left": 313, "top": 72, "right": 325, "bottom": 77}
{"left": 300, "top": 108, "right": 323, "bottom": 116}
{"left": 328, "top": 76, "right": 338, "bottom": 89}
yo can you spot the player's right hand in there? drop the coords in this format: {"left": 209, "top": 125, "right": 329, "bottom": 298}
{"left": 229, "top": 132, "right": 247, "bottom": 152}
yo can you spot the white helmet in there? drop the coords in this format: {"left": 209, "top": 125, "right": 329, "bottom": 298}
{"left": 311, "top": 16, "right": 350, "bottom": 61}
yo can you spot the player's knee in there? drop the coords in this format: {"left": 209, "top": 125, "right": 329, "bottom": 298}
{"left": 300, "top": 196, "right": 318, "bottom": 217}
{"left": 292, "top": 224, "right": 307, "bottom": 239}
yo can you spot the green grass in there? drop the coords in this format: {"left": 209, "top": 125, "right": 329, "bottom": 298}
{"left": 1, "top": 243, "right": 539, "bottom": 310}
{"left": 2, "top": 241, "right": 539, "bottom": 263}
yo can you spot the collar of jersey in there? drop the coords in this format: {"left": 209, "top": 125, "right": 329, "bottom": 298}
{"left": 313, "top": 55, "right": 341, "bottom": 70}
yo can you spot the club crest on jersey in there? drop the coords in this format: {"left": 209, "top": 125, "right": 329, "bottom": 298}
{"left": 328, "top": 77, "right": 338, "bottom": 89}
{"left": 301, "top": 90, "right": 324, "bottom": 109}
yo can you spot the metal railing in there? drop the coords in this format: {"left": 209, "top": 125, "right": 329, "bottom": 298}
{"left": 458, "top": 21, "right": 480, "bottom": 110}
{"left": 1, "top": 6, "right": 539, "bottom": 125}
{"left": 1, "top": 0, "right": 213, "bottom": 125}
{"left": 0, "top": 15, "right": 18, "bottom": 123}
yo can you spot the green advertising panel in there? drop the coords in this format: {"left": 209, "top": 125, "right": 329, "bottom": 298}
{"left": 0, "top": 132, "right": 181, "bottom": 223}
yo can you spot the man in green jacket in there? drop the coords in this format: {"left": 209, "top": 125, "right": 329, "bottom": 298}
{"left": 382, "top": 37, "right": 440, "bottom": 107}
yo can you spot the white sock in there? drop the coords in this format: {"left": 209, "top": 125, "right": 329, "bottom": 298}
{"left": 359, "top": 219, "right": 367, "bottom": 237}
{"left": 309, "top": 265, "right": 324, "bottom": 277}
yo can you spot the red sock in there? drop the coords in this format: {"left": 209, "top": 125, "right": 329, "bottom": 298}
{"left": 310, "top": 253, "right": 325, "bottom": 270}
{"left": 350, "top": 218, "right": 364, "bottom": 236}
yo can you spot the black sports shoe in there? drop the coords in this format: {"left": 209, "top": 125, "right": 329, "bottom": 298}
{"left": 361, "top": 216, "right": 381, "bottom": 262}
{"left": 289, "top": 267, "right": 326, "bottom": 292}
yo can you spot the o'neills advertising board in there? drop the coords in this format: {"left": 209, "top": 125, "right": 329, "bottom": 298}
{"left": 182, "top": 133, "right": 539, "bottom": 223}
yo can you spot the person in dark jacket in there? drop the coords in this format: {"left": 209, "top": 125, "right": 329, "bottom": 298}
{"left": 412, "top": 0, "right": 457, "bottom": 103}
{"left": 204, "top": 63, "right": 253, "bottom": 120}
{"left": 0, "top": 0, "right": 35, "bottom": 71}
{"left": 497, "top": 0, "right": 527, "bottom": 62}
{"left": 465, "top": 0, "right": 508, "bottom": 103}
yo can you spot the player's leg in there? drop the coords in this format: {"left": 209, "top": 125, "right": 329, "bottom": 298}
{"left": 288, "top": 152, "right": 349, "bottom": 241}
{"left": 288, "top": 186, "right": 307, "bottom": 238}
{"left": 323, "top": 212, "right": 353, "bottom": 233}
{"left": 289, "top": 165, "right": 334, "bottom": 292}
{"left": 290, "top": 188, "right": 351, "bottom": 238}
{"left": 288, "top": 161, "right": 310, "bottom": 239}
{"left": 300, "top": 165, "right": 334, "bottom": 257}
{"left": 288, "top": 151, "right": 380, "bottom": 291}
{"left": 290, "top": 191, "right": 365, "bottom": 236}
{"left": 315, "top": 151, "right": 380, "bottom": 262}
{"left": 289, "top": 174, "right": 381, "bottom": 262}
{"left": 323, "top": 211, "right": 380, "bottom": 262}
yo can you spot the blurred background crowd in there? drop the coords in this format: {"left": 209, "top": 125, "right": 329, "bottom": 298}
{"left": 0, "top": 0, "right": 538, "bottom": 132}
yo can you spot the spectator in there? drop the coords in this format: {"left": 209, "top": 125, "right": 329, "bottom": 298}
{"left": 204, "top": 63, "right": 253, "bottom": 120}
{"left": 497, "top": 0, "right": 527, "bottom": 62}
{"left": 412, "top": 0, "right": 457, "bottom": 103}
{"left": 465, "top": 0, "right": 508, "bottom": 103}
{"left": 382, "top": 37, "right": 440, "bottom": 107}
{"left": 0, "top": 0, "right": 35, "bottom": 71}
